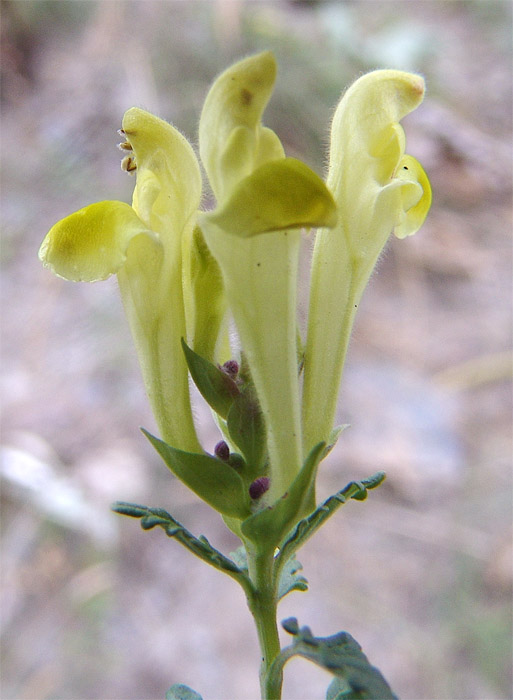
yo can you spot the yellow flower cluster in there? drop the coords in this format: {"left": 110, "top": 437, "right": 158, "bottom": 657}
{"left": 39, "top": 53, "right": 431, "bottom": 511}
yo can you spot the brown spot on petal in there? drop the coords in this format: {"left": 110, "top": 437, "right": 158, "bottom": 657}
{"left": 240, "top": 88, "right": 253, "bottom": 106}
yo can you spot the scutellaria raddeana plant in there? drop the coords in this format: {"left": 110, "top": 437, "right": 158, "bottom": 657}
{"left": 39, "top": 52, "right": 431, "bottom": 700}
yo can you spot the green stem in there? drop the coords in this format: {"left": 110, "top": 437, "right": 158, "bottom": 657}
{"left": 246, "top": 544, "right": 283, "bottom": 700}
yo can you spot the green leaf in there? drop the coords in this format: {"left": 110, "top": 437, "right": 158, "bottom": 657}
{"left": 142, "top": 429, "right": 250, "bottom": 519}
{"left": 241, "top": 442, "right": 325, "bottom": 547}
{"left": 268, "top": 619, "right": 397, "bottom": 700}
{"left": 166, "top": 683, "right": 203, "bottom": 700}
{"left": 112, "top": 502, "right": 254, "bottom": 597}
{"left": 277, "top": 554, "right": 308, "bottom": 600}
{"left": 226, "top": 386, "right": 267, "bottom": 478}
{"left": 278, "top": 472, "right": 386, "bottom": 565}
{"left": 202, "top": 157, "right": 337, "bottom": 237}
{"left": 111, "top": 502, "right": 151, "bottom": 518}
{"left": 181, "top": 339, "right": 239, "bottom": 419}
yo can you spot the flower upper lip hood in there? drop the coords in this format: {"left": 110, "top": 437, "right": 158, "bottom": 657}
{"left": 199, "top": 50, "right": 285, "bottom": 202}
{"left": 121, "top": 107, "right": 202, "bottom": 240}
{"left": 39, "top": 107, "right": 202, "bottom": 284}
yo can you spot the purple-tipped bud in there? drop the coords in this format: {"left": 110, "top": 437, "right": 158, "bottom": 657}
{"left": 249, "top": 476, "right": 270, "bottom": 500}
{"left": 222, "top": 360, "right": 239, "bottom": 377}
{"left": 214, "top": 440, "right": 230, "bottom": 461}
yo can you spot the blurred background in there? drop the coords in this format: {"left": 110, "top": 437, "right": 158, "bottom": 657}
{"left": 1, "top": 1, "right": 512, "bottom": 699}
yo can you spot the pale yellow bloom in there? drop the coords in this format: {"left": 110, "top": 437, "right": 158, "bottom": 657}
{"left": 39, "top": 108, "right": 203, "bottom": 452}
{"left": 198, "top": 53, "right": 337, "bottom": 501}
{"left": 302, "top": 70, "right": 432, "bottom": 453}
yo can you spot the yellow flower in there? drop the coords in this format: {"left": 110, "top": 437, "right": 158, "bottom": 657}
{"left": 302, "top": 70, "right": 432, "bottom": 453}
{"left": 39, "top": 56, "right": 431, "bottom": 525}
{"left": 198, "top": 53, "right": 337, "bottom": 502}
{"left": 39, "top": 108, "right": 202, "bottom": 452}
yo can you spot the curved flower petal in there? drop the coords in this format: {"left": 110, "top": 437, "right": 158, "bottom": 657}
{"left": 303, "top": 70, "right": 432, "bottom": 453}
{"left": 327, "top": 70, "right": 425, "bottom": 202}
{"left": 393, "top": 155, "right": 432, "bottom": 238}
{"left": 199, "top": 51, "right": 285, "bottom": 201}
{"left": 38, "top": 200, "right": 156, "bottom": 282}
{"left": 203, "top": 158, "right": 337, "bottom": 237}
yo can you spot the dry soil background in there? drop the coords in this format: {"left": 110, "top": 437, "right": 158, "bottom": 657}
{"left": 1, "top": 2, "right": 512, "bottom": 699}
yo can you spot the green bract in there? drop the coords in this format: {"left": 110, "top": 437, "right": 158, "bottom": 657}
{"left": 39, "top": 53, "right": 431, "bottom": 525}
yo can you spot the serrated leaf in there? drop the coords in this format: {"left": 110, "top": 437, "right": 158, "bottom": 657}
{"left": 181, "top": 339, "right": 239, "bottom": 419}
{"left": 166, "top": 683, "right": 203, "bottom": 700}
{"left": 268, "top": 619, "right": 397, "bottom": 700}
{"left": 277, "top": 472, "right": 386, "bottom": 565}
{"left": 142, "top": 429, "right": 250, "bottom": 519}
{"left": 277, "top": 554, "right": 308, "bottom": 600}
{"left": 112, "top": 502, "right": 254, "bottom": 596}
{"left": 241, "top": 441, "right": 325, "bottom": 547}
{"left": 226, "top": 387, "right": 267, "bottom": 477}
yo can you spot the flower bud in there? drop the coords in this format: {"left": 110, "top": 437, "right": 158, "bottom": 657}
{"left": 249, "top": 476, "right": 270, "bottom": 500}
{"left": 221, "top": 360, "right": 239, "bottom": 378}
{"left": 214, "top": 440, "right": 230, "bottom": 461}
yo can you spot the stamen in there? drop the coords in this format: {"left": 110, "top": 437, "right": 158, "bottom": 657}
{"left": 121, "top": 155, "right": 137, "bottom": 174}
